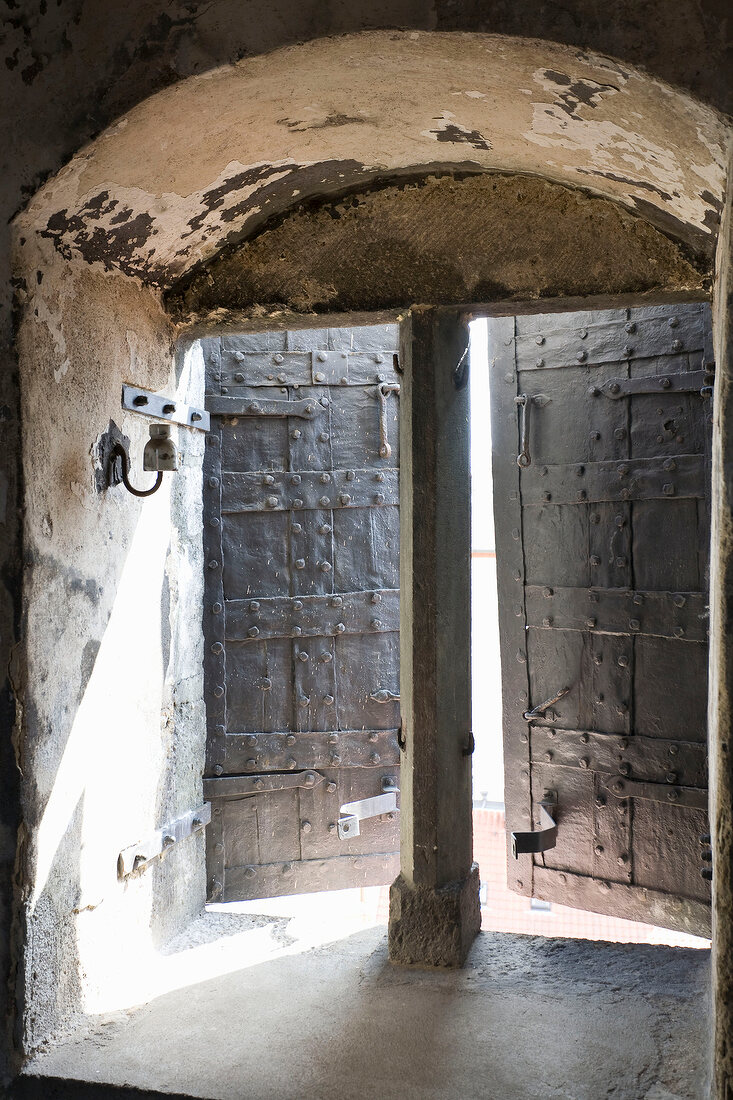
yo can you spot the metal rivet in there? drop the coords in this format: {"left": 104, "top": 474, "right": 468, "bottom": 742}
{"left": 340, "top": 494, "right": 351, "bottom": 506}
{"left": 319, "top": 496, "right": 331, "bottom": 507}
{"left": 335, "top": 623, "right": 345, "bottom": 633}
{"left": 297, "top": 651, "right": 309, "bottom": 663}
{"left": 292, "top": 498, "right": 303, "bottom": 508}
{"left": 266, "top": 496, "right": 279, "bottom": 508}
{"left": 672, "top": 340, "right": 682, "bottom": 352}
{"left": 542, "top": 491, "right": 552, "bottom": 502}
{"left": 295, "top": 558, "right": 305, "bottom": 570}
{"left": 208, "top": 559, "right": 220, "bottom": 570}
{"left": 590, "top": 555, "right": 600, "bottom": 567}
{"left": 375, "top": 472, "right": 385, "bottom": 483}
{"left": 292, "top": 522, "right": 303, "bottom": 534}
{"left": 213, "top": 685, "right": 224, "bottom": 698}
{"left": 248, "top": 626, "right": 260, "bottom": 638}
{"left": 346, "top": 470, "right": 356, "bottom": 481}
{"left": 673, "top": 594, "right": 686, "bottom": 608}
{"left": 319, "top": 524, "right": 331, "bottom": 535}
{"left": 579, "top": 757, "right": 590, "bottom": 769}
{"left": 208, "top": 476, "right": 220, "bottom": 488}
{"left": 617, "top": 853, "right": 629, "bottom": 865}
{"left": 293, "top": 599, "right": 304, "bottom": 610}
{"left": 615, "top": 556, "right": 627, "bottom": 568}
{"left": 625, "top": 321, "right": 636, "bottom": 333}
{"left": 590, "top": 431, "right": 601, "bottom": 442}
{"left": 331, "top": 596, "right": 343, "bottom": 607}
{"left": 320, "top": 561, "right": 332, "bottom": 573}
{"left": 594, "top": 844, "right": 604, "bottom": 856}
{"left": 629, "top": 619, "right": 640, "bottom": 631}
{"left": 617, "top": 464, "right": 629, "bottom": 477}
{"left": 535, "top": 335, "right": 545, "bottom": 345}
{"left": 371, "top": 619, "right": 382, "bottom": 629}
{"left": 301, "top": 820, "right": 312, "bottom": 833}
{"left": 214, "top": 764, "right": 224, "bottom": 776}
{"left": 314, "top": 372, "right": 325, "bottom": 383}
{"left": 543, "top": 616, "right": 552, "bottom": 627}
{"left": 576, "top": 351, "right": 587, "bottom": 362}
{"left": 512, "top": 528, "right": 520, "bottom": 540}
{"left": 543, "top": 587, "right": 554, "bottom": 598}
{"left": 667, "top": 789, "right": 680, "bottom": 802}
{"left": 212, "top": 601, "right": 223, "bottom": 614}
{"left": 610, "top": 383, "right": 621, "bottom": 395}
{"left": 536, "top": 358, "right": 545, "bottom": 367}
{"left": 544, "top": 751, "right": 553, "bottom": 762}
{"left": 674, "top": 626, "right": 685, "bottom": 638}
{"left": 663, "top": 483, "right": 675, "bottom": 496}
{"left": 211, "top": 642, "right": 224, "bottom": 655}
{"left": 579, "top": 733, "right": 590, "bottom": 744}
{"left": 663, "top": 458, "right": 676, "bottom": 472}
{"left": 579, "top": 328, "right": 588, "bottom": 339}
{"left": 577, "top": 490, "right": 587, "bottom": 502}
{"left": 327, "top": 781, "right": 337, "bottom": 793}
{"left": 291, "top": 429, "right": 301, "bottom": 440}
{"left": 320, "top": 472, "right": 331, "bottom": 484}
{"left": 624, "top": 346, "right": 633, "bottom": 358}
{"left": 619, "top": 763, "right": 631, "bottom": 777}
{"left": 586, "top": 617, "right": 596, "bottom": 628}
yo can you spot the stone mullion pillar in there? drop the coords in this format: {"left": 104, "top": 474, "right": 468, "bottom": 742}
{"left": 388, "top": 307, "right": 480, "bottom": 967}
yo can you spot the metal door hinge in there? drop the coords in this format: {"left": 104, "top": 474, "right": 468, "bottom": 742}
{"left": 122, "top": 384, "right": 210, "bottom": 432}
{"left": 338, "top": 777, "right": 399, "bottom": 839}
{"left": 597, "top": 370, "right": 707, "bottom": 400}
{"left": 604, "top": 775, "right": 707, "bottom": 810}
{"left": 207, "top": 396, "right": 326, "bottom": 419}
{"left": 511, "top": 791, "right": 558, "bottom": 858}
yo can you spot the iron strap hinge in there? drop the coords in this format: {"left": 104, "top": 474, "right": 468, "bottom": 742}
{"left": 207, "top": 396, "right": 327, "bottom": 419}
{"left": 122, "top": 384, "right": 210, "bottom": 432}
{"left": 605, "top": 775, "right": 707, "bottom": 810}
{"left": 511, "top": 791, "right": 558, "bottom": 858}
{"left": 597, "top": 370, "right": 707, "bottom": 400}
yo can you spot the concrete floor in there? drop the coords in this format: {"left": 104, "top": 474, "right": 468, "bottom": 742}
{"left": 23, "top": 903, "right": 709, "bottom": 1100}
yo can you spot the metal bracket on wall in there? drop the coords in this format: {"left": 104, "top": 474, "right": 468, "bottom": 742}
{"left": 597, "top": 370, "right": 707, "bottom": 400}
{"left": 511, "top": 791, "right": 558, "bottom": 858}
{"left": 338, "top": 777, "right": 399, "bottom": 839}
{"left": 122, "top": 384, "right": 210, "bottom": 432}
{"left": 117, "top": 802, "right": 211, "bottom": 878}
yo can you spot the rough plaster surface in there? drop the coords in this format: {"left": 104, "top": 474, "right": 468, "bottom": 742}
{"left": 13, "top": 238, "right": 207, "bottom": 1056}
{"left": 710, "top": 147, "right": 733, "bottom": 1098}
{"left": 169, "top": 173, "right": 708, "bottom": 316}
{"left": 23, "top": 915, "right": 711, "bottom": 1099}
{"left": 17, "top": 33, "right": 729, "bottom": 289}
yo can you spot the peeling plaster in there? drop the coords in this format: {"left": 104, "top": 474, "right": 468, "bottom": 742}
{"left": 15, "top": 32, "right": 730, "bottom": 289}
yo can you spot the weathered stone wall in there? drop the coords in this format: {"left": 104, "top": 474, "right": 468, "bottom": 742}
{"left": 12, "top": 233, "right": 206, "bottom": 1055}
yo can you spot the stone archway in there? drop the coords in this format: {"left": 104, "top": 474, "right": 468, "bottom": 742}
{"left": 11, "top": 28, "right": 730, "bottom": 1074}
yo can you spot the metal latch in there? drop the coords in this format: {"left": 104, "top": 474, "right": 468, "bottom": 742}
{"left": 515, "top": 393, "right": 550, "bottom": 468}
{"left": 338, "top": 777, "right": 399, "bottom": 839}
{"left": 511, "top": 790, "right": 558, "bottom": 858}
{"left": 523, "top": 686, "right": 571, "bottom": 721}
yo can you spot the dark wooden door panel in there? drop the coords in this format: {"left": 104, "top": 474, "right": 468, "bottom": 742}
{"left": 203, "top": 325, "right": 401, "bottom": 902}
{"left": 491, "top": 302, "right": 712, "bottom": 936}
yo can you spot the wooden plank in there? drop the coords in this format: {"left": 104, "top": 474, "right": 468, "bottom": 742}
{"left": 223, "top": 852, "right": 400, "bottom": 901}
{"left": 400, "top": 308, "right": 473, "bottom": 889}
{"left": 530, "top": 727, "right": 707, "bottom": 787}
{"left": 521, "top": 454, "right": 705, "bottom": 506}
{"left": 532, "top": 866, "right": 711, "bottom": 938}
{"left": 515, "top": 304, "right": 705, "bottom": 370}
{"left": 525, "top": 586, "right": 708, "bottom": 642}
{"left": 221, "top": 467, "right": 398, "bottom": 511}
